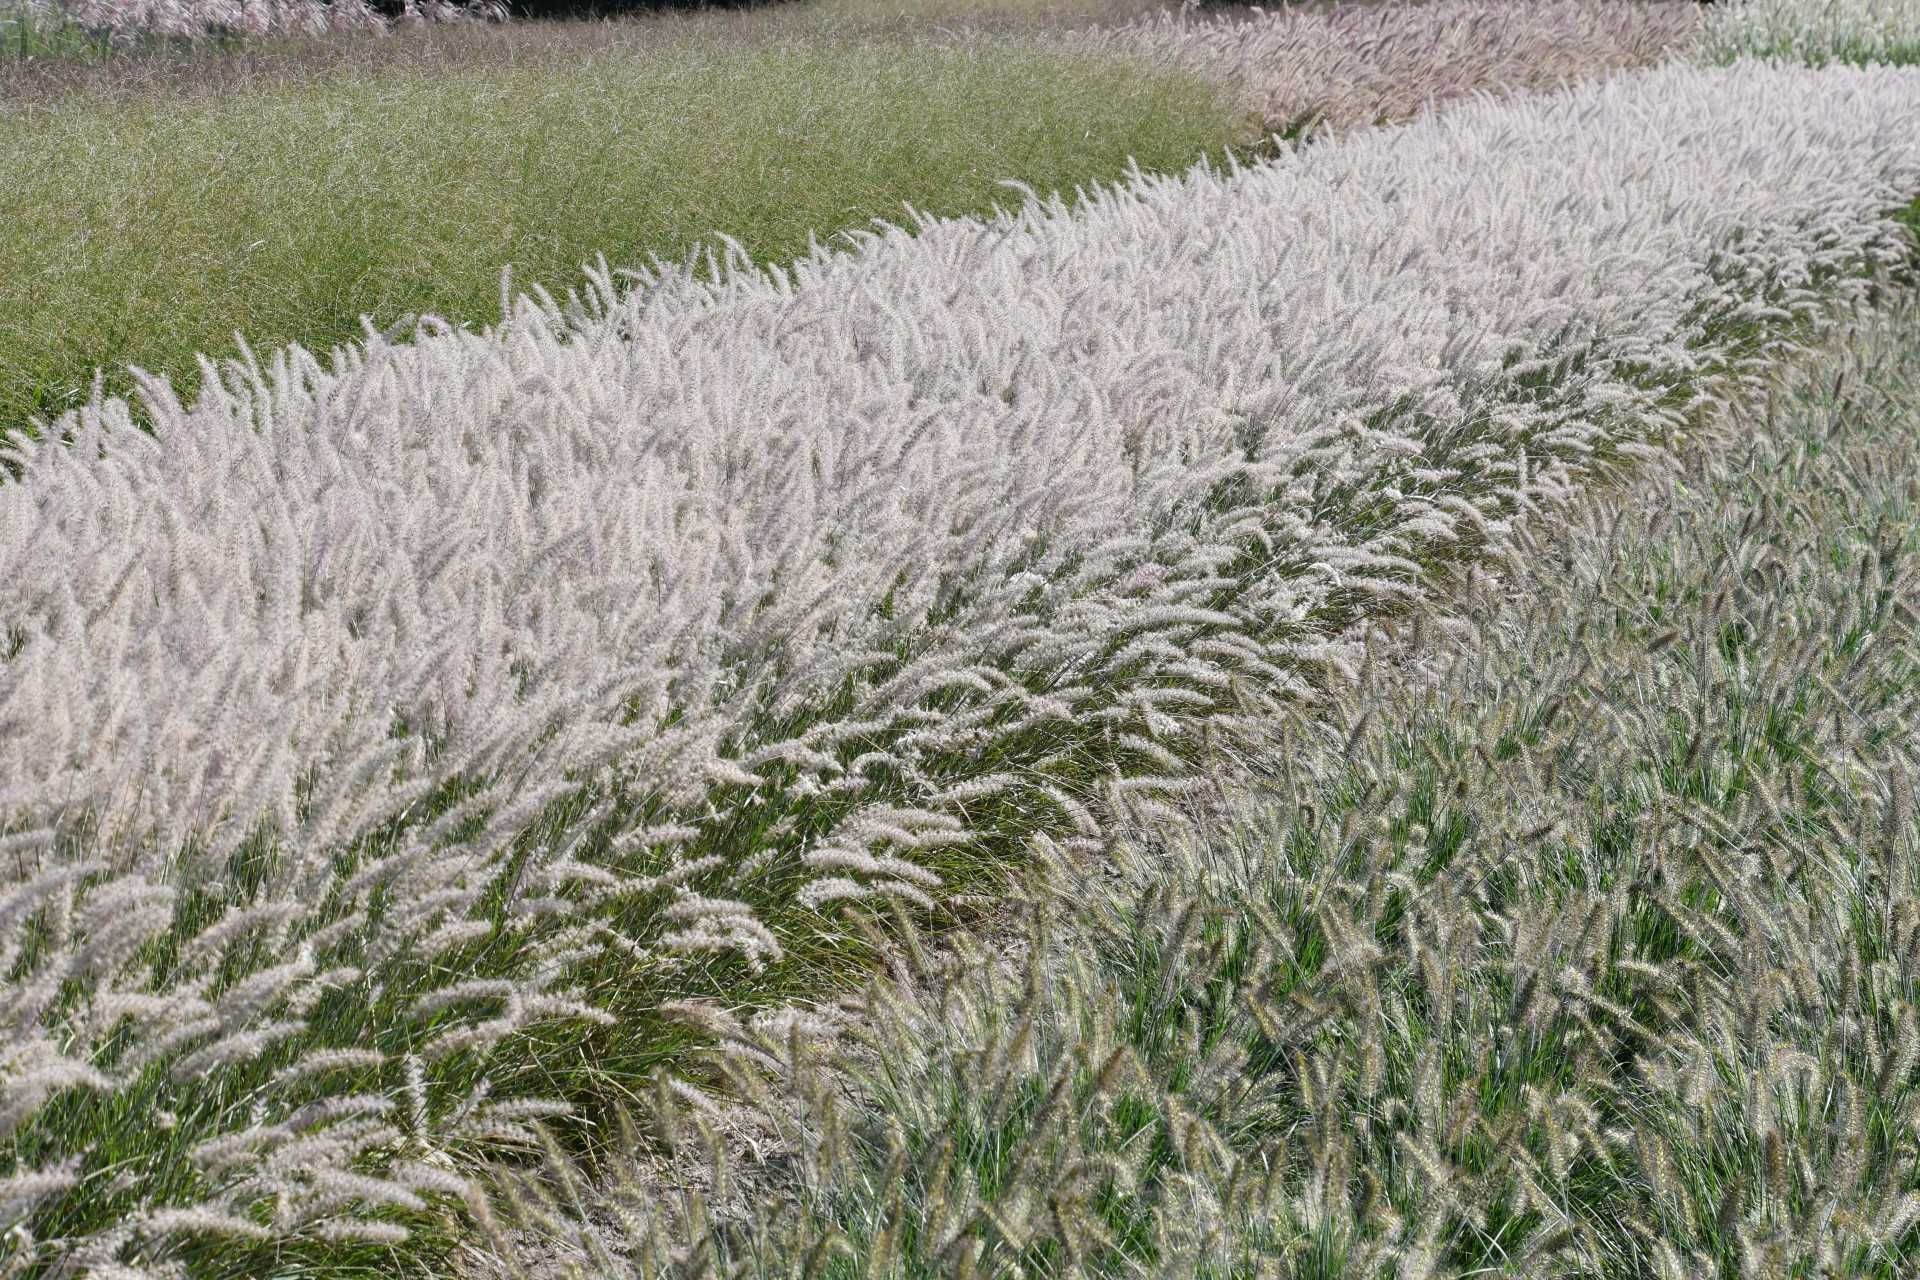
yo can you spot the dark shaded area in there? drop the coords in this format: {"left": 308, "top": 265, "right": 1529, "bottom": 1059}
{"left": 0, "top": 6, "right": 804, "bottom": 105}
{"left": 0, "top": 0, "right": 1176, "bottom": 105}
{"left": 488, "top": 0, "right": 1284, "bottom": 17}
{"left": 500, "top": 0, "right": 770, "bottom": 17}
{"left": 378, "top": 0, "right": 780, "bottom": 20}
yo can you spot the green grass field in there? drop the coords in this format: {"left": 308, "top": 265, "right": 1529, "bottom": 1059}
{"left": 0, "top": 24, "right": 1244, "bottom": 431}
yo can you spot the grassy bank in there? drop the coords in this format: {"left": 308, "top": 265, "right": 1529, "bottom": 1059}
{"left": 0, "top": 32, "right": 1243, "bottom": 430}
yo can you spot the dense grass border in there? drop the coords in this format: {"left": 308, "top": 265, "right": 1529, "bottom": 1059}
{"left": 531, "top": 278, "right": 1920, "bottom": 1277}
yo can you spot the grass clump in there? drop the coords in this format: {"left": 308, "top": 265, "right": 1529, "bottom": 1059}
{"left": 0, "top": 33, "right": 1243, "bottom": 430}
{"left": 1698, "top": 0, "right": 1920, "bottom": 67}
{"left": 479, "top": 291, "right": 1920, "bottom": 1278}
